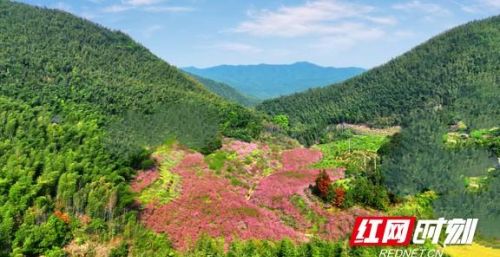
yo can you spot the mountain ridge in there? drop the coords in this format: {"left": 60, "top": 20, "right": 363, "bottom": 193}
{"left": 183, "top": 62, "right": 365, "bottom": 99}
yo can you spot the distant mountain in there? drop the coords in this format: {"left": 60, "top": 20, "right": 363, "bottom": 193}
{"left": 183, "top": 62, "right": 365, "bottom": 99}
{"left": 184, "top": 72, "right": 260, "bottom": 107}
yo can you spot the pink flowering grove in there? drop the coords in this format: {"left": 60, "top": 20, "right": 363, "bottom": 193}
{"left": 140, "top": 152, "right": 300, "bottom": 250}
{"left": 221, "top": 140, "right": 259, "bottom": 158}
{"left": 135, "top": 141, "right": 371, "bottom": 250}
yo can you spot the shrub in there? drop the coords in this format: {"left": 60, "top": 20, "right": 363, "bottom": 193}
{"left": 314, "top": 170, "right": 332, "bottom": 200}
{"left": 333, "top": 187, "right": 346, "bottom": 208}
{"left": 273, "top": 115, "right": 289, "bottom": 130}
{"left": 109, "top": 242, "right": 129, "bottom": 257}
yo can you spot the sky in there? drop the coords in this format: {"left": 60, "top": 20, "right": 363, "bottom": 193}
{"left": 18, "top": 0, "right": 500, "bottom": 69}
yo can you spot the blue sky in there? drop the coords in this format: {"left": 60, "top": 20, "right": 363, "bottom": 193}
{"left": 18, "top": 0, "right": 500, "bottom": 68}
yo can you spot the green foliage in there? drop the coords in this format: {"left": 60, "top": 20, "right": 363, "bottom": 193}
{"left": 381, "top": 110, "right": 499, "bottom": 237}
{"left": 343, "top": 176, "right": 389, "bottom": 210}
{"left": 0, "top": 97, "right": 135, "bottom": 255}
{"left": 381, "top": 111, "right": 493, "bottom": 196}
{"left": 290, "top": 195, "right": 326, "bottom": 233}
{"left": 109, "top": 242, "right": 129, "bottom": 257}
{"left": 446, "top": 127, "right": 500, "bottom": 155}
{"left": 273, "top": 115, "right": 290, "bottom": 130}
{"left": 118, "top": 214, "right": 177, "bottom": 256}
{"left": 205, "top": 151, "right": 228, "bottom": 172}
{"left": 13, "top": 215, "right": 71, "bottom": 256}
{"left": 388, "top": 191, "right": 436, "bottom": 219}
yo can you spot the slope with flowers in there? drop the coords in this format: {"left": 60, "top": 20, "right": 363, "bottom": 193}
{"left": 131, "top": 138, "right": 374, "bottom": 250}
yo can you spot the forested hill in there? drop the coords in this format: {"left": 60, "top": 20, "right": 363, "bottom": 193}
{"left": 184, "top": 72, "right": 260, "bottom": 107}
{"left": 183, "top": 62, "right": 365, "bottom": 99}
{"left": 258, "top": 16, "right": 500, "bottom": 239}
{"left": 257, "top": 16, "right": 500, "bottom": 142}
{"left": 0, "top": 2, "right": 260, "bottom": 255}
{"left": 0, "top": 1, "right": 261, "bottom": 152}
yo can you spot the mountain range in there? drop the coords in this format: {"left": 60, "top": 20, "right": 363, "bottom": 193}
{"left": 183, "top": 62, "right": 365, "bottom": 99}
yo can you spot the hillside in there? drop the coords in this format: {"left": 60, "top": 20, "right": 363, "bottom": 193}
{"left": 184, "top": 72, "right": 260, "bottom": 107}
{"left": 0, "top": 1, "right": 262, "bottom": 152}
{"left": 183, "top": 62, "right": 364, "bottom": 99}
{"left": 258, "top": 16, "right": 500, "bottom": 239}
{"left": 258, "top": 16, "right": 499, "bottom": 140}
{"left": 0, "top": 1, "right": 261, "bottom": 255}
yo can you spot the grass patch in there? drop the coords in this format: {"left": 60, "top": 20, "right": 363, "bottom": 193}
{"left": 314, "top": 134, "right": 387, "bottom": 173}
{"left": 290, "top": 195, "right": 326, "bottom": 233}
{"left": 138, "top": 150, "right": 183, "bottom": 204}
{"left": 233, "top": 207, "right": 260, "bottom": 217}
{"left": 282, "top": 171, "right": 308, "bottom": 179}
{"left": 205, "top": 151, "right": 228, "bottom": 172}
{"left": 229, "top": 177, "right": 245, "bottom": 187}
{"left": 445, "top": 127, "right": 499, "bottom": 154}
{"left": 387, "top": 191, "right": 436, "bottom": 219}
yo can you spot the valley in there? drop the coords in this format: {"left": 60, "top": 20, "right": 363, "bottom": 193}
{"left": 0, "top": 1, "right": 498, "bottom": 256}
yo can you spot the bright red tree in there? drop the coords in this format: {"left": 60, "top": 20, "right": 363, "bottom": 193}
{"left": 315, "top": 170, "right": 331, "bottom": 199}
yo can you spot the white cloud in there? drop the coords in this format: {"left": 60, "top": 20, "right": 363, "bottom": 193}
{"left": 310, "top": 24, "right": 386, "bottom": 51}
{"left": 364, "top": 16, "right": 398, "bottom": 25}
{"left": 233, "top": 0, "right": 394, "bottom": 37}
{"left": 451, "top": 0, "right": 500, "bottom": 13}
{"left": 392, "top": 1, "right": 450, "bottom": 16}
{"left": 481, "top": 0, "right": 500, "bottom": 8}
{"left": 102, "top": 4, "right": 132, "bottom": 13}
{"left": 212, "top": 43, "right": 262, "bottom": 54}
{"left": 103, "top": 1, "right": 193, "bottom": 14}
{"left": 143, "top": 6, "right": 194, "bottom": 13}
{"left": 123, "top": 0, "right": 163, "bottom": 6}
